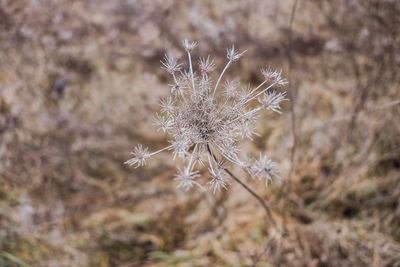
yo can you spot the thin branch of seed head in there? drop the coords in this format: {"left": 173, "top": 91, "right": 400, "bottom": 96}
{"left": 212, "top": 60, "right": 232, "bottom": 100}
{"left": 213, "top": 45, "right": 245, "bottom": 100}
{"left": 172, "top": 73, "right": 178, "bottom": 85}
{"left": 243, "top": 82, "right": 278, "bottom": 104}
{"left": 212, "top": 143, "right": 243, "bottom": 166}
{"left": 186, "top": 144, "right": 198, "bottom": 172}
{"left": 149, "top": 144, "right": 174, "bottom": 157}
{"left": 187, "top": 51, "right": 195, "bottom": 90}
{"left": 231, "top": 106, "right": 264, "bottom": 123}
{"left": 246, "top": 79, "right": 269, "bottom": 99}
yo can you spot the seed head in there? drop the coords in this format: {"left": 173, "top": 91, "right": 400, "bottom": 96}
{"left": 161, "top": 54, "right": 181, "bottom": 74}
{"left": 222, "top": 79, "right": 241, "bottom": 99}
{"left": 252, "top": 154, "right": 281, "bottom": 187}
{"left": 183, "top": 39, "right": 198, "bottom": 52}
{"left": 199, "top": 56, "right": 216, "bottom": 73}
{"left": 153, "top": 113, "right": 173, "bottom": 133}
{"left": 258, "top": 91, "right": 287, "bottom": 113}
{"left": 227, "top": 44, "right": 246, "bottom": 61}
{"left": 174, "top": 168, "right": 202, "bottom": 191}
{"left": 159, "top": 96, "right": 175, "bottom": 114}
{"left": 124, "top": 144, "right": 150, "bottom": 168}
{"left": 126, "top": 41, "right": 287, "bottom": 192}
{"left": 261, "top": 67, "right": 288, "bottom": 86}
{"left": 207, "top": 167, "right": 230, "bottom": 194}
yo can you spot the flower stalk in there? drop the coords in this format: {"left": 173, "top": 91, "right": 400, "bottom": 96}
{"left": 206, "top": 144, "right": 279, "bottom": 230}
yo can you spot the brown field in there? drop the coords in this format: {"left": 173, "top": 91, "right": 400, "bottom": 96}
{"left": 1, "top": 0, "right": 399, "bottom": 266}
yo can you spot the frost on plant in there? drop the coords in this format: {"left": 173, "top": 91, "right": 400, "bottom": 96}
{"left": 125, "top": 39, "right": 287, "bottom": 194}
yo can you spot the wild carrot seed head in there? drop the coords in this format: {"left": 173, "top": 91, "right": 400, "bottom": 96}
{"left": 126, "top": 40, "right": 287, "bottom": 193}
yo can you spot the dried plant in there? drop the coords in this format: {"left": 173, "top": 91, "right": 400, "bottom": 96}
{"left": 125, "top": 39, "right": 287, "bottom": 196}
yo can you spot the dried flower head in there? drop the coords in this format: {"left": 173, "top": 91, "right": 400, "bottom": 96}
{"left": 161, "top": 54, "right": 182, "bottom": 74}
{"left": 199, "top": 56, "right": 216, "bottom": 73}
{"left": 174, "top": 168, "right": 202, "bottom": 191}
{"left": 226, "top": 45, "right": 246, "bottom": 61}
{"left": 248, "top": 154, "right": 281, "bottom": 187}
{"left": 124, "top": 144, "right": 150, "bottom": 168}
{"left": 258, "top": 91, "right": 287, "bottom": 114}
{"left": 126, "top": 40, "right": 287, "bottom": 193}
{"left": 153, "top": 113, "right": 173, "bottom": 133}
{"left": 223, "top": 79, "right": 240, "bottom": 99}
{"left": 207, "top": 168, "right": 230, "bottom": 194}
{"left": 182, "top": 39, "right": 198, "bottom": 52}
{"left": 261, "top": 67, "right": 288, "bottom": 86}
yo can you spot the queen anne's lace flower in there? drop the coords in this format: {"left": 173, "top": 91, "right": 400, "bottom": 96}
{"left": 161, "top": 54, "right": 182, "bottom": 74}
{"left": 226, "top": 45, "right": 246, "bottom": 62}
{"left": 174, "top": 168, "right": 202, "bottom": 191}
{"left": 125, "top": 40, "right": 287, "bottom": 193}
{"left": 199, "top": 56, "right": 216, "bottom": 73}
{"left": 182, "top": 39, "right": 198, "bottom": 52}
{"left": 124, "top": 144, "right": 150, "bottom": 168}
{"left": 153, "top": 113, "right": 173, "bottom": 133}
{"left": 223, "top": 79, "right": 240, "bottom": 99}
{"left": 251, "top": 154, "right": 281, "bottom": 187}
{"left": 207, "top": 166, "right": 230, "bottom": 194}
{"left": 258, "top": 91, "right": 287, "bottom": 114}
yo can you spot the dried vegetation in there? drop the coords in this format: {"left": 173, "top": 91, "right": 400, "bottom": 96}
{"left": 0, "top": 0, "right": 399, "bottom": 266}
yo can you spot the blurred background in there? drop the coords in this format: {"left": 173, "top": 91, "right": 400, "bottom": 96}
{"left": 1, "top": 0, "right": 400, "bottom": 266}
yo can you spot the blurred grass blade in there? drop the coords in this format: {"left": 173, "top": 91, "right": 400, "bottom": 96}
{"left": 0, "top": 252, "right": 29, "bottom": 267}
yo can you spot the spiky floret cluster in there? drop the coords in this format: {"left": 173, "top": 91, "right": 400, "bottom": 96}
{"left": 125, "top": 40, "right": 287, "bottom": 193}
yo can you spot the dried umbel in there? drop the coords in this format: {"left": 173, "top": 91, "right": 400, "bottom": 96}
{"left": 126, "top": 39, "right": 287, "bottom": 194}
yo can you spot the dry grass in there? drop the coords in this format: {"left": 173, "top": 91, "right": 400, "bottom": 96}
{"left": 1, "top": 0, "right": 399, "bottom": 266}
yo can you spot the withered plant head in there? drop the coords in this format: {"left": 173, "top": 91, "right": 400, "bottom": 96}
{"left": 126, "top": 39, "right": 287, "bottom": 193}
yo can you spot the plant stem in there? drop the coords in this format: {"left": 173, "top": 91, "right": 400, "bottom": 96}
{"left": 206, "top": 145, "right": 279, "bottom": 230}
